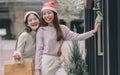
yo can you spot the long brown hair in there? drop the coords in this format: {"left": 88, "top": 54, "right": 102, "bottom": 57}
{"left": 41, "top": 11, "right": 64, "bottom": 41}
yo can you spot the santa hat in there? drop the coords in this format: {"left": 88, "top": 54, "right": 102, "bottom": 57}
{"left": 24, "top": 11, "right": 40, "bottom": 22}
{"left": 41, "top": 1, "right": 57, "bottom": 13}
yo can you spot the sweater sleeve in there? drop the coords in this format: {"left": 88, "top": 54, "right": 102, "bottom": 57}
{"left": 61, "top": 25, "right": 94, "bottom": 41}
{"left": 15, "top": 32, "right": 28, "bottom": 53}
{"left": 35, "top": 28, "right": 44, "bottom": 70}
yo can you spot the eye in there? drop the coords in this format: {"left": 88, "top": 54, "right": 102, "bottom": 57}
{"left": 43, "top": 12, "right": 46, "bottom": 15}
{"left": 48, "top": 11, "right": 52, "bottom": 14}
{"left": 33, "top": 17, "right": 38, "bottom": 20}
{"left": 28, "top": 19, "right": 32, "bottom": 22}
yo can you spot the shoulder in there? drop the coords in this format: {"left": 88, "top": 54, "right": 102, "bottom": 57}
{"left": 20, "top": 31, "right": 29, "bottom": 36}
{"left": 60, "top": 25, "right": 67, "bottom": 28}
{"left": 18, "top": 31, "right": 29, "bottom": 39}
{"left": 36, "top": 27, "right": 45, "bottom": 36}
{"left": 37, "top": 26, "right": 46, "bottom": 31}
{"left": 60, "top": 25, "right": 70, "bottom": 30}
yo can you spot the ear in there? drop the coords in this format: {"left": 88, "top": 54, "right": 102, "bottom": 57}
{"left": 85, "top": 0, "right": 93, "bottom": 9}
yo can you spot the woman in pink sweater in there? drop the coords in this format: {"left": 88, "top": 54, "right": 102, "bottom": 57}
{"left": 35, "top": 1, "right": 100, "bottom": 75}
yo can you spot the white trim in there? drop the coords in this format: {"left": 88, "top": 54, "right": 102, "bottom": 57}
{"left": 41, "top": 6, "right": 57, "bottom": 13}
{"left": 24, "top": 11, "right": 40, "bottom": 22}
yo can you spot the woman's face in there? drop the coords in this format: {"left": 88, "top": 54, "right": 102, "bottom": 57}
{"left": 42, "top": 10, "right": 54, "bottom": 26}
{"left": 27, "top": 14, "right": 40, "bottom": 31}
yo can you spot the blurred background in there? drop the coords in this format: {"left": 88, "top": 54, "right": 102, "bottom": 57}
{"left": 0, "top": 0, "right": 85, "bottom": 40}
{"left": 0, "top": 0, "right": 85, "bottom": 75}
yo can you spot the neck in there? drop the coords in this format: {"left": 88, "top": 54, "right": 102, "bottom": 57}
{"left": 48, "top": 23, "right": 54, "bottom": 27}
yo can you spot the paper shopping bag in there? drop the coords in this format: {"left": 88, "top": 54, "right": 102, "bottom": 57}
{"left": 4, "top": 62, "right": 33, "bottom": 75}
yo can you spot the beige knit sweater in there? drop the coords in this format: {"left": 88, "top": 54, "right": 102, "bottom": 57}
{"left": 15, "top": 31, "right": 36, "bottom": 61}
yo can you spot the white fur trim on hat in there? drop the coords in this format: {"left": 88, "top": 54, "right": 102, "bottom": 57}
{"left": 24, "top": 11, "right": 40, "bottom": 22}
{"left": 41, "top": 6, "right": 57, "bottom": 13}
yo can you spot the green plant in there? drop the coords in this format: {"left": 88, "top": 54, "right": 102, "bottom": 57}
{"left": 65, "top": 41, "right": 88, "bottom": 75}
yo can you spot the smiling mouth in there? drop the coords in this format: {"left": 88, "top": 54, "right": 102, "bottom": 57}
{"left": 32, "top": 23, "right": 38, "bottom": 26}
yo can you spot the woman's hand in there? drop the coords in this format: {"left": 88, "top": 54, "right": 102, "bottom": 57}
{"left": 57, "top": 49, "right": 62, "bottom": 56}
{"left": 12, "top": 51, "right": 21, "bottom": 59}
{"left": 93, "top": 15, "right": 101, "bottom": 34}
{"left": 34, "top": 69, "right": 41, "bottom": 75}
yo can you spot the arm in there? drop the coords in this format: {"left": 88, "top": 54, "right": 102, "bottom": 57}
{"left": 12, "top": 32, "right": 27, "bottom": 59}
{"left": 62, "top": 25, "right": 94, "bottom": 41}
{"left": 35, "top": 28, "right": 44, "bottom": 75}
{"left": 62, "top": 16, "right": 100, "bottom": 41}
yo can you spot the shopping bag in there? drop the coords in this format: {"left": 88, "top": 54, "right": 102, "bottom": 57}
{"left": 4, "top": 61, "right": 33, "bottom": 75}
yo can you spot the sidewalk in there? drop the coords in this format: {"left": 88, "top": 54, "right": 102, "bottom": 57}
{"left": 0, "top": 40, "right": 85, "bottom": 75}
{"left": 0, "top": 40, "right": 16, "bottom": 75}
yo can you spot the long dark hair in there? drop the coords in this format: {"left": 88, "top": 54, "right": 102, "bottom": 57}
{"left": 41, "top": 11, "right": 64, "bottom": 41}
{"left": 24, "top": 13, "right": 40, "bottom": 32}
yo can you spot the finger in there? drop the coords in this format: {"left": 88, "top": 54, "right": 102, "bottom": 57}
{"left": 13, "top": 54, "right": 21, "bottom": 59}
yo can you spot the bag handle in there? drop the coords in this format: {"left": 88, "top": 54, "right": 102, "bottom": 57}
{"left": 14, "top": 57, "right": 24, "bottom": 64}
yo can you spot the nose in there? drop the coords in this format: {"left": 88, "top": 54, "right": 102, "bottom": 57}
{"left": 31, "top": 19, "right": 36, "bottom": 24}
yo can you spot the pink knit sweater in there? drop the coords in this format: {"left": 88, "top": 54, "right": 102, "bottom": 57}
{"left": 35, "top": 25, "right": 94, "bottom": 69}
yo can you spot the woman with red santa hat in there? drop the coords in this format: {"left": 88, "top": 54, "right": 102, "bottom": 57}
{"left": 35, "top": 1, "right": 101, "bottom": 75}
{"left": 12, "top": 11, "right": 40, "bottom": 74}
